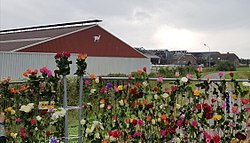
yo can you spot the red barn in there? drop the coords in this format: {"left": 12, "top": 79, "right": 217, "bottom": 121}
{"left": 0, "top": 20, "right": 150, "bottom": 79}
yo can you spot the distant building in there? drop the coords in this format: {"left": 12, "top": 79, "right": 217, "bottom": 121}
{"left": 168, "top": 54, "right": 197, "bottom": 66}
{"left": 219, "top": 52, "right": 240, "bottom": 66}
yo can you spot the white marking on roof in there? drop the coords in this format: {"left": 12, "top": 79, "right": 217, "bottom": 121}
{"left": 0, "top": 37, "right": 50, "bottom": 43}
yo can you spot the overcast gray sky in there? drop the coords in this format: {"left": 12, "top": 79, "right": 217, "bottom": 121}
{"left": 1, "top": 0, "right": 250, "bottom": 58}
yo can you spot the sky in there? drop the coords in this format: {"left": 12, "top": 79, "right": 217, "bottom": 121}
{"left": 1, "top": 0, "right": 250, "bottom": 59}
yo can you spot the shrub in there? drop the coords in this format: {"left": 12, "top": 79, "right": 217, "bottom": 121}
{"left": 216, "top": 61, "right": 236, "bottom": 71}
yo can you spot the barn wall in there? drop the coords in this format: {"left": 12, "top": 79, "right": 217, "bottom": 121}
{"left": 0, "top": 52, "right": 151, "bottom": 79}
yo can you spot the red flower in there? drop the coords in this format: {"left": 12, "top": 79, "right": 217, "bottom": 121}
{"left": 146, "top": 103, "right": 153, "bottom": 109}
{"left": 241, "top": 98, "right": 249, "bottom": 104}
{"left": 63, "top": 52, "right": 71, "bottom": 57}
{"left": 132, "top": 119, "right": 137, "bottom": 125}
{"left": 30, "top": 119, "right": 37, "bottom": 125}
{"left": 146, "top": 116, "right": 152, "bottom": 121}
{"left": 153, "top": 86, "right": 158, "bottom": 92}
{"left": 20, "top": 132, "right": 28, "bottom": 138}
{"left": 131, "top": 102, "right": 135, "bottom": 107}
{"left": 229, "top": 72, "right": 234, "bottom": 77}
{"left": 113, "top": 115, "right": 117, "bottom": 121}
{"left": 54, "top": 53, "right": 62, "bottom": 59}
{"left": 39, "top": 109, "right": 48, "bottom": 115}
{"left": 45, "top": 131, "right": 51, "bottom": 137}
{"left": 213, "top": 134, "right": 220, "bottom": 143}
{"left": 100, "top": 88, "right": 105, "bottom": 94}
{"left": 16, "top": 118, "right": 21, "bottom": 124}
{"left": 137, "top": 101, "right": 141, "bottom": 106}
{"left": 211, "top": 99, "right": 216, "bottom": 103}
{"left": 143, "top": 67, "right": 147, "bottom": 72}
{"left": 136, "top": 82, "right": 141, "bottom": 87}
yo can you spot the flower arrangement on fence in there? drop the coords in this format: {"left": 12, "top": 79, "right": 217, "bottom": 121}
{"left": 0, "top": 52, "right": 249, "bottom": 143}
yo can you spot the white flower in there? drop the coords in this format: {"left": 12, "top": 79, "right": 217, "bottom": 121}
{"left": 90, "top": 89, "right": 96, "bottom": 94}
{"left": 157, "top": 118, "right": 161, "bottom": 122}
{"left": 181, "top": 77, "right": 188, "bottom": 83}
{"left": 110, "top": 136, "right": 117, "bottom": 142}
{"left": 81, "top": 119, "right": 86, "bottom": 125}
{"left": 36, "top": 116, "right": 42, "bottom": 121}
{"left": 100, "top": 104, "right": 105, "bottom": 108}
{"left": 51, "top": 107, "right": 66, "bottom": 120}
{"left": 175, "top": 104, "right": 181, "bottom": 109}
{"left": 154, "top": 94, "right": 159, "bottom": 99}
{"left": 35, "top": 127, "right": 38, "bottom": 131}
{"left": 20, "top": 105, "right": 32, "bottom": 113}
{"left": 161, "top": 93, "right": 169, "bottom": 98}
{"left": 27, "top": 103, "right": 34, "bottom": 109}
{"left": 242, "top": 82, "right": 250, "bottom": 87}
{"left": 118, "top": 100, "right": 124, "bottom": 106}
{"left": 85, "top": 128, "right": 92, "bottom": 137}
{"left": 95, "top": 78, "right": 99, "bottom": 83}
{"left": 152, "top": 119, "right": 156, "bottom": 125}
{"left": 10, "top": 110, "right": 16, "bottom": 115}
{"left": 142, "top": 81, "right": 148, "bottom": 87}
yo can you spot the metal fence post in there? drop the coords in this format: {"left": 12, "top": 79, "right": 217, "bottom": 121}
{"left": 63, "top": 76, "right": 69, "bottom": 143}
{"left": 78, "top": 76, "right": 83, "bottom": 143}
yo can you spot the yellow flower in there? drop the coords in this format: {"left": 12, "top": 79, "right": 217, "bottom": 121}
{"left": 7, "top": 107, "right": 13, "bottom": 112}
{"left": 118, "top": 85, "right": 123, "bottom": 91}
{"left": 213, "top": 115, "right": 222, "bottom": 121}
{"left": 193, "top": 90, "right": 200, "bottom": 96}
{"left": 231, "top": 138, "right": 238, "bottom": 143}
{"left": 232, "top": 94, "right": 237, "bottom": 100}
{"left": 10, "top": 132, "right": 16, "bottom": 138}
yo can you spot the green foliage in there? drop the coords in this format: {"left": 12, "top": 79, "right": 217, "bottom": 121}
{"left": 216, "top": 61, "right": 236, "bottom": 71}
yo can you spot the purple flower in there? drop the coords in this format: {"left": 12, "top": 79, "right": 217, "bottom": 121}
{"left": 85, "top": 80, "right": 90, "bottom": 86}
{"left": 49, "top": 137, "right": 58, "bottom": 143}
{"left": 157, "top": 77, "right": 163, "bottom": 83}
{"left": 137, "top": 120, "right": 143, "bottom": 127}
{"left": 106, "top": 83, "right": 113, "bottom": 90}
{"left": 164, "top": 87, "right": 169, "bottom": 93}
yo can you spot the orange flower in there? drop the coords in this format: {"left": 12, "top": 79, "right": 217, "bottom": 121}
{"left": 143, "top": 100, "right": 148, "bottom": 105}
{"left": 33, "top": 69, "right": 38, "bottom": 74}
{"left": 23, "top": 72, "right": 28, "bottom": 77}
{"left": 99, "top": 98, "right": 105, "bottom": 104}
{"left": 125, "top": 118, "right": 130, "bottom": 123}
{"left": 90, "top": 74, "right": 95, "bottom": 79}
{"left": 137, "top": 70, "right": 142, "bottom": 74}
{"left": 165, "top": 120, "right": 169, "bottom": 125}
{"left": 78, "top": 53, "right": 87, "bottom": 60}
{"left": 27, "top": 69, "right": 32, "bottom": 74}
{"left": 102, "top": 141, "right": 108, "bottom": 143}
{"left": 10, "top": 88, "right": 19, "bottom": 93}
{"left": 146, "top": 116, "right": 152, "bottom": 121}
{"left": 161, "top": 114, "right": 167, "bottom": 120}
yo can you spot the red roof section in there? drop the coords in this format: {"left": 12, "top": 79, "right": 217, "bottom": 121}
{"left": 0, "top": 24, "right": 146, "bottom": 58}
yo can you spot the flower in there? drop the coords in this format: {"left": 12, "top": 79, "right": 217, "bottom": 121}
{"left": 232, "top": 106, "right": 238, "bottom": 114}
{"left": 181, "top": 77, "right": 188, "bottom": 83}
{"left": 133, "top": 131, "right": 142, "bottom": 138}
{"left": 137, "top": 70, "right": 142, "bottom": 74}
{"left": 186, "top": 74, "right": 193, "bottom": 79}
{"left": 36, "top": 116, "right": 42, "bottom": 121}
{"left": 213, "top": 134, "right": 220, "bottom": 143}
{"left": 241, "top": 98, "right": 249, "bottom": 104}
{"left": 175, "top": 71, "right": 180, "bottom": 77}
{"left": 118, "top": 85, "right": 123, "bottom": 91}
{"left": 81, "top": 119, "right": 86, "bottom": 125}
{"left": 235, "top": 132, "right": 246, "bottom": 140}
{"left": 20, "top": 103, "right": 34, "bottom": 113}
{"left": 197, "top": 66, "right": 203, "bottom": 72}
{"left": 143, "top": 67, "right": 147, "bottom": 72}
{"left": 191, "top": 120, "right": 197, "bottom": 127}
{"left": 229, "top": 72, "right": 234, "bottom": 77}
{"left": 193, "top": 90, "right": 200, "bottom": 96}
{"left": 218, "top": 71, "right": 224, "bottom": 77}
{"left": 213, "top": 115, "right": 222, "bottom": 121}
{"left": 49, "top": 137, "right": 59, "bottom": 143}
{"left": 242, "top": 82, "right": 250, "bottom": 87}
{"left": 232, "top": 94, "right": 237, "bottom": 100}
{"left": 78, "top": 53, "right": 87, "bottom": 60}
{"left": 157, "top": 77, "right": 163, "bottom": 83}
{"left": 30, "top": 119, "right": 37, "bottom": 125}
{"left": 246, "top": 106, "right": 250, "bottom": 112}
{"left": 90, "top": 74, "right": 95, "bottom": 79}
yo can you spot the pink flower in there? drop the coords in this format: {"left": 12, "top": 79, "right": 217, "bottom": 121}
{"left": 133, "top": 131, "right": 142, "bottom": 138}
{"left": 30, "top": 119, "right": 37, "bottom": 125}
{"left": 241, "top": 98, "right": 249, "bottom": 104}
{"left": 232, "top": 106, "right": 238, "bottom": 114}
{"left": 143, "top": 67, "right": 147, "bottom": 72}
{"left": 246, "top": 106, "right": 250, "bottom": 112}
{"left": 165, "top": 87, "right": 169, "bottom": 93}
{"left": 186, "top": 74, "right": 193, "bottom": 79}
{"left": 229, "top": 122, "right": 235, "bottom": 127}
{"left": 157, "top": 77, "right": 163, "bottom": 83}
{"left": 213, "top": 134, "right": 220, "bottom": 143}
{"left": 137, "top": 120, "right": 143, "bottom": 127}
{"left": 85, "top": 80, "right": 90, "bottom": 86}
{"left": 160, "top": 130, "right": 166, "bottom": 138}
{"left": 16, "top": 118, "right": 21, "bottom": 124}
{"left": 191, "top": 120, "right": 197, "bottom": 127}
{"left": 176, "top": 120, "right": 182, "bottom": 126}
{"left": 218, "top": 71, "right": 224, "bottom": 77}
{"left": 197, "top": 66, "right": 203, "bottom": 72}
{"left": 175, "top": 71, "right": 180, "bottom": 77}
